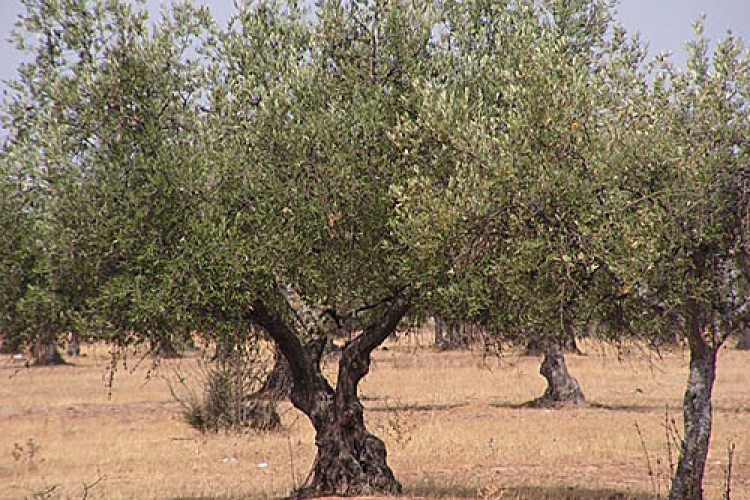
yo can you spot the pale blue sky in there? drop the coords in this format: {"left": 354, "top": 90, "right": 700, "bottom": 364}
{"left": 1, "top": 0, "right": 749, "bottom": 92}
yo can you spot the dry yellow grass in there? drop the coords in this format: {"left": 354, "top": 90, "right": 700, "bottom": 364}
{"left": 0, "top": 336, "right": 748, "bottom": 500}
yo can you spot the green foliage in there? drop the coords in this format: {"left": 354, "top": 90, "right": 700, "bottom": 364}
{"left": 2, "top": 0, "right": 216, "bottom": 350}
{"left": 389, "top": 0, "right": 634, "bottom": 340}
{"left": 1, "top": 0, "right": 748, "bottom": 356}
{"left": 600, "top": 19, "right": 750, "bottom": 344}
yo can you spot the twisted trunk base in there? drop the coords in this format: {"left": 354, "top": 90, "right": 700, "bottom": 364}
{"left": 533, "top": 341, "right": 585, "bottom": 407}
{"left": 293, "top": 345, "right": 401, "bottom": 497}
{"left": 249, "top": 297, "right": 407, "bottom": 498}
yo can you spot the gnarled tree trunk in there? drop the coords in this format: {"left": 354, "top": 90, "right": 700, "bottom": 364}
{"left": 298, "top": 343, "right": 400, "bottom": 496}
{"left": 533, "top": 340, "right": 585, "bottom": 407}
{"left": 668, "top": 308, "right": 718, "bottom": 500}
{"left": 249, "top": 296, "right": 407, "bottom": 497}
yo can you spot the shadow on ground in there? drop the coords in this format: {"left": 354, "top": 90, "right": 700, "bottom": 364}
{"left": 491, "top": 400, "right": 750, "bottom": 414}
{"left": 169, "top": 483, "right": 652, "bottom": 499}
{"left": 406, "top": 481, "right": 653, "bottom": 499}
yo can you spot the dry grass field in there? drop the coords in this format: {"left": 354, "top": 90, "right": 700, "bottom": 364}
{"left": 1, "top": 334, "right": 748, "bottom": 500}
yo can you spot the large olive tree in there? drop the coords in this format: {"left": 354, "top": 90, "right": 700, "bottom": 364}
{"left": 4, "top": 0, "right": 438, "bottom": 495}
{"left": 185, "top": 1, "right": 438, "bottom": 493}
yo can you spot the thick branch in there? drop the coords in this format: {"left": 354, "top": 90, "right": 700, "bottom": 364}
{"left": 721, "top": 258, "right": 750, "bottom": 327}
{"left": 335, "top": 293, "right": 410, "bottom": 412}
{"left": 246, "top": 299, "right": 317, "bottom": 391}
{"left": 596, "top": 256, "right": 686, "bottom": 330}
{"left": 350, "top": 293, "right": 410, "bottom": 357}
{"left": 275, "top": 277, "right": 321, "bottom": 336}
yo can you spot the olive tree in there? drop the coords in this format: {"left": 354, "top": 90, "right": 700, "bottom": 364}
{"left": 5, "top": 0, "right": 441, "bottom": 495}
{"left": 185, "top": 1, "right": 440, "bottom": 493}
{"left": 3, "top": 0, "right": 219, "bottom": 362}
{"left": 0, "top": 147, "right": 48, "bottom": 357}
{"left": 389, "top": 0, "right": 641, "bottom": 406}
{"left": 598, "top": 22, "right": 750, "bottom": 499}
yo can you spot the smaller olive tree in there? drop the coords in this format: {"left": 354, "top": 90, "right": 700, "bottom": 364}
{"left": 611, "top": 24, "right": 749, "bottom": 499}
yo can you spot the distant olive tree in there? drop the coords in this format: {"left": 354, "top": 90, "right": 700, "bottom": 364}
{"left": 390, "top": 0, "right": 637, "bottom": 406}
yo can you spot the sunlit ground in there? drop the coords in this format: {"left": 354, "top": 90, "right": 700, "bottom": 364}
{"left": 1, "top": 333, "right": 748, "bottom": 499}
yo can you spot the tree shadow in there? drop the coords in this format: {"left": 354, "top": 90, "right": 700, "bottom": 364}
{"left": 406, "top": 481, "right": 653, "bottom": 499}
{"left": 365, "top": 400, "right": 468, "bottom": 413}
{"left": 492, "top": 400, "right": 750, "bottom": 414}
{"left": 491, "top": 400, "right": 660, "bottom": 413}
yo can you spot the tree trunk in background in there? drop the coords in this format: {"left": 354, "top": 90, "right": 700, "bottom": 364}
{"left": 434, "top": 315, "right": 445, "bottom": 347}
{"left": 563, "top": 318, "right": 583, "bottom": 354}
{"left": 524, "top": 335, "right": 544, "bottom": 355}
{"left": 66, "top": 332, "right": 81, "bottom": 357}
{"left": 151, "top": 336, "right": 181, "bottom": 358}
{"left": 434, "top": 316, "right": 469, "bottom": 350}
{"left": 257, "top": 345, "right": 293, "bottom": 399}
{"left": 244, "top": 346, "right": 292, "bottom": 431}
{"left": 668, "top": 307, "right": 718, "bottom": 500}
{"left": 31, "top": 337, "right": 65, "bottom": 365}
{"left": 533, "top": 341, "right": 585, "bottom": 407}
{"left": 736, "top": 328, "right": 750, "bottom": 350}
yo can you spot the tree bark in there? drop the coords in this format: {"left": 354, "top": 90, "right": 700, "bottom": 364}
{"left": 66, "top": 332, "right": 81, "bottom": 357}
{"left": 243, "top": 346, "right": 293, "bottom": 432}
{"left": 299, "top": 342, "right": 401, "bottom": 497}
{"left": 562, "top": 318, "right": 583, "bottom": 354}
{"left": 736, "top": 328, "right": 750, "bottom": 350}
{"left": 256, "top": 345, "right": 293, "bottom": 400}
{"left": 533, "top": 340, "right": 585, "bottom": 407}
{"left": 434, "top": 315, "right": 445, "bottom": 347}
{"left": 31, "top": 337, "right": 65, "bottom": 365}
{"left": 668, "top": 307, "right": 718, "bottom": 500}
{"left": 249, "top": 296, "right": 407, "bottom": 497}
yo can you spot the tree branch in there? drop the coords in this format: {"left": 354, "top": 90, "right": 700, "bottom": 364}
{"left": 246, "top": 299, "right": 316, "bottom": 391}
{"left": 595, "top": 257, "right": 686, "bottom": 330}
{"left": 275, "top": 276, "right": 321, "bottom": 336}
{"left": 350, "top": 292, "right": 411, "bottom": 357}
